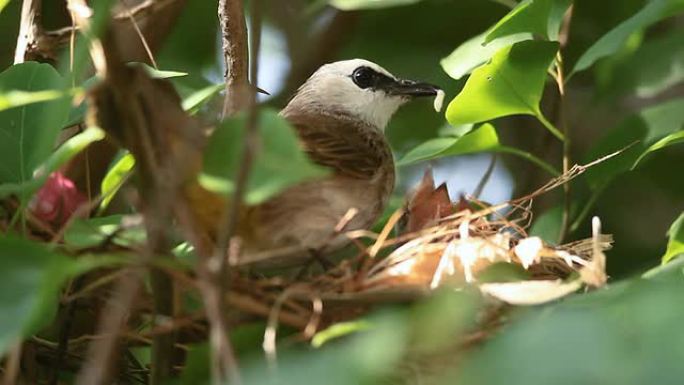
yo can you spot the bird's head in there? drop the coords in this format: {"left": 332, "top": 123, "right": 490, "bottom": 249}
{"left": 286, "top": 59, "right": 441, "bottom": 130}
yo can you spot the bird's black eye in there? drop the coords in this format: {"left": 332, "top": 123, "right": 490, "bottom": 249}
{"left": 351, "top": 66, "right": 375, "bottom": 89}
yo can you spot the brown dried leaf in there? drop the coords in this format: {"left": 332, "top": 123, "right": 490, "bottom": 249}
{"left": 406, "top": 168, "right": 456, "bottom": 232}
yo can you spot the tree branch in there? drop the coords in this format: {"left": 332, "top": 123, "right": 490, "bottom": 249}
{"left": 219, "top": 0, "right": 250, "bottom": 116}
{"left": 14, "top": 0, "right": 54, "bottom": 63}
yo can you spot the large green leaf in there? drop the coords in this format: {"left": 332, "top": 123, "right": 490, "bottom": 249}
{"left": 0, "top": 62, "right": 70, "bottom": 186}
{"left": 445, "top": 40, "right": 559, "bottom": 127}
{"left": 0, "top": 236, "right": 82, "bottom": 356}
{"left": 398, "top": 124, "right": 559, "bottom": 175}
{"left": 0, "top": 127, "right": 105, "bottom": 198}
{"left": 584, "top": 98, "right": 684, "bottom": 189}
{"left": 485, "top": 0, "right": 572, "bottom": 43}
{"left": 200, "top": 109, "right": 330, "bottom": 205}
{"left": 329, "top": 0, "right": 421, "bottom": 10}
{"left": 662, "top": 212, "right": 684, "bottom": 264}
{"left": 441, "top": 32, "right": 532, "bottom": 81}
{"left": 571, "top": 0, "right": 684, "bottom": 75}
{"left": 0, "top": 0, "right": 9, "bottom": 14}
{"left": 450, "top": 273, "right": 684, "bottom": 385}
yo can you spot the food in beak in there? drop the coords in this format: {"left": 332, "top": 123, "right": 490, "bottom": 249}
{"left": 433, "top": 89, "right": 445, "bottom": 112}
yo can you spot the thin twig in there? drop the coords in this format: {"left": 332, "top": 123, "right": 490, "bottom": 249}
{"left": 472, "top": 154, "right": 497, "bottom": 199}
{"left": 120, "top": 0, "right": 159, "bottom": 68}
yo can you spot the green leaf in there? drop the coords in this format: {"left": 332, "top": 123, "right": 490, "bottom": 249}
{"left": 398, "top": 124, "right": 500, "bottom": 165}
{"left": 446, "top": 40, "right": 559, "bottom": 127}
{"left": 0, "top": 127, "right": 104, "bottom": 198}
{"left": 0, "top": 236, "right": 82, "bottom": 356}
{"left": 485, "top": 0, "right": 572, "bottom": 44}
{"left": 128, "top": 62, "right": 187, "bottom": 79}
{"left": 399, "top": 124, "right": 559, "bottom": 175}
{"left": 100, "top": 152, "right": 135, "bottom": 211}
{"left": 633, "top": 130, "right": 684, "bottom": 168}
{"left": 571, "top": 0, "right": 680, "bottom": 76}
{"left": 64, "top": 215, "right": 146, "bottom": 249}
{"left": 663, "top": 212, "right": 684, "bottom": 264}
{"left": 312, "top": 320, "right": 372, "bottom": 348}
{"left": 200, "top": 109, "right": 330, "bottom": 205}
{"left": 0, "top": 89, "right": 75, "bottom": 112}
{"left": 452, "top": 274, "right": 684, "bottom": 385}
{"left": 329, "top": 0, "right": 421, "bottom": 10}
{"left": 182, "top": 83, "right": 223, "bottom": 115}
{"left": 529, "top": 205, "right": 567, "bottom": 244}
{"left": 0, "top": 62, "right": 70, "bottom": 186}
{"left": 441, "top": 32, "right": 532, "bottom": 81}
{"left": 604, "top": 28, "right": 684, "bottom": 99}
{"left": 584, "top": 98, "right": 684, "bottom": 189}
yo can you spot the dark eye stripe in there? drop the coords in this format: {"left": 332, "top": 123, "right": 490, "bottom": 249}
{"left": 351, "top": 66, "right": 395, "bottom": 90}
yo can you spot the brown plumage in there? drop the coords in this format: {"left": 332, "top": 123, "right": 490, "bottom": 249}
{"left": 185, "top": 59, "right": 440, "bottom": 266}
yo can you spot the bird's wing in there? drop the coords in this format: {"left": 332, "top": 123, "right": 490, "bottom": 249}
{"left": 287, "top": 114, "right": 391, "bottom": 180}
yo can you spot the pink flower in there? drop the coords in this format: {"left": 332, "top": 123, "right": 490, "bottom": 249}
{"left": 29, "top": 172, "right": 87, "bottom": 226}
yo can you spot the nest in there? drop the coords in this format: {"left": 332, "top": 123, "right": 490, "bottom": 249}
{"left": 224, "top": 162, "right": 614, "bottom": 344}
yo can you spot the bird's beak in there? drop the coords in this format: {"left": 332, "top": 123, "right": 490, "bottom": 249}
{"left": 383, "top": 78, "right": 441, "bottom": 97}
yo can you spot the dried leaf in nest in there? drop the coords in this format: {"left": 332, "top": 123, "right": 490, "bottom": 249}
{"left": 405, "top": 168, "right": 457, "bottom": 233}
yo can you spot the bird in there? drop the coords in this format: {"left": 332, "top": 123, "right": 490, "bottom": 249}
{"left": 186, "top": 59, "right": 441, "bottom": 267}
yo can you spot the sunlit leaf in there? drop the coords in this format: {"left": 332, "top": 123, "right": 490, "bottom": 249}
{"left": 0, "top": 236, "right": 82, "bottom": 356}
{"left": 100, "top": 152, "right": 135, "bottom": 211}
{"left": 446, "top": 40, "right": 559, "bottom": 126}
{"left": 0, "top": 62, "right": 70, "bottom": 186}
{"left": 0, "top": 0, "right": 9, "bottom": 14}
{"left": 398, "top": 124, "right": 500, "bottom": 165}
{"left": 312, "top": 320, "right": 372, "bottom": 348}
{"left": 329, "top": 0, "right": 421, "bottom": 10}
{"left": 200, "top": 109, "right": 330, "bottom": 205}
{"left": 129, "top": 62, "right": 187, "bottom": 79}
{"left": 485, "top": 0, "right": 571, "bottom": 43}
{"left": 182, "top": 83, "right": 223, "bottom": 115}
{"left": 441, "top": 32, "right": 531, "bottom": 81}
{"left": 571, "top": 0, "right": 683, "bottom": 75}
{"left": 662, "top": 212, "right": 684, "bottom": 264}
{"left": 0, "top": 89, "right": 74, "bottom": 112}
{"left": 399, "top": 124, "right": 559, "bottom": 175}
